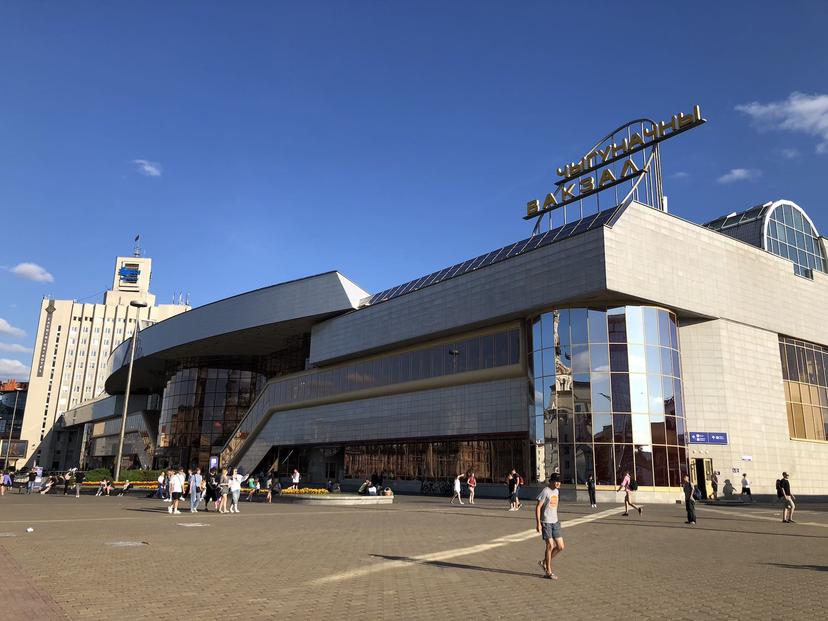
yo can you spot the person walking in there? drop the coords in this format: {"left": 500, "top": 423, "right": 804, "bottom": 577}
{"left": 1, "top": 471, "right": 11, "bottom": 495}
{"left": 741, "top": 473, "right": 752, "bottom": 502}
{"left": 203, "top": 469, "right": 219, "bottom": 512}
{"left": 228, "top": 468, "right": 247, "bottom": 514}
{"left": 467, "top": 471, "right": 477, "bottom": 505}
{"left": 711, "top": 471, "right": 719, "bottom": 502}
{"left": 682, "top": 474, "right": 696, "bottom": 525}
{"left": 586, "top": 473, "right": 597, "bottom": 508}
{"left": 617, "top": 471, "right": 643, "bottom": 516}
{"left": 168, "top": 468, "right": 184, "bottom": 515}
{"left": 450, "top": 473, "right": 464, "bottom": 505}
{"left": 507, "top": 472, "right": 520, "bottom": 511}
{"left": 189, "top": 467, "right": 203, "bottom": 513}
{"left": 155, "top": 471, "right": 165, "bottom": 500}
{"left": 63, "top": 471, "right": 72, "bottom": 495}
{"left": 218, "top": 468, "right": 230, "bottom": 513}
{"left": 779, "top": 472, "right": 796, "bottom": 523}
{"left": 26, "top": 470, "right": 36, "bottom": 494}
{"left": 74, "top": 470, "right": 85, "bottom": 497}
{"left": 535, "top": 472, "right": 565, "bottom": 580}
{"left": 291, "top": 468, "right": 300, "bottom": 490}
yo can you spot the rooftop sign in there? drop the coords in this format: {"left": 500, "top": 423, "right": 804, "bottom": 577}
{"left": 525, "top": 105, "right": 706, "bottom": 225}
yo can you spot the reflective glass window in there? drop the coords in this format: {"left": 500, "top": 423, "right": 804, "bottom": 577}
{"left": 607, "top": 308, "right": 627, "bottom": 343}
{"left": 559, "top": 444, "right": 576, "bottom": 484}
{"left": 615, "top": 444, "right": 634, "bottom": 485}
{"left": 593, "top": 413, "right": 613, "bottom": 442}
{"left": 628, "top": 344, "right": 647, "bottom": 373}
{"left": 590, "top": 344, "right": 610, "bottom": 372}
{"left": 588, "top": 309, "right": 608, "bottom": 343}
{"left": 630, "top": 374, "right": 648, "bottom": 413}
{"left": 590, "top": 373, "right": 612, "bottom": 413}
{"left": 570, "top": 309, "right": 588, "bottom": 344}
{"left": 613, "top": 414, "right": 632, "bottom": 443}
{"left": 649, "top": 413, "right": 666, "bottom": 444}
{"left": 611, "top": 374, "right": 631, "bottom": 412}
{"left": 643, "top": 307, "right": 660, "bottom": 345}
{"left": 610, "top": 344, "right": 629, "bottom": 373}
{"left": 594, "top": 444, "right": 615, "bottom": 485}
{"left": 575, "top": 444, "right": 594, "bottom": 484}
{"left": 652, "top": 446, "right": 669, "bottom": 486}
{"left": 625, "top": 306, "right": 645, "bottom": 344}
{"left": 635, "top": 445, "right": 654, "bottom": 486}
{"left": 572, "top": 344, "right": 590, "bottom": 374}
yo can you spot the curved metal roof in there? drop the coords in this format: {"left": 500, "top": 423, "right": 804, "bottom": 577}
{"left": 104, "top": 271, "right": 369, "bottom": 394}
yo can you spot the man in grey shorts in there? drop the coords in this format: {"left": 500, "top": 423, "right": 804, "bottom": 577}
{"left": 535, "top": 472, "right": 565, "bottom": 580}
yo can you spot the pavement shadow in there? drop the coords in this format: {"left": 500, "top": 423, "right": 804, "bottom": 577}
{"left": 588, "top": 520, "right": 828, "bottom": 539}
{"left": 765, "top": 563, "right": 828, "bottom": 572}
{"left": 371, "top": 554, "right": 544, "bottom": 579}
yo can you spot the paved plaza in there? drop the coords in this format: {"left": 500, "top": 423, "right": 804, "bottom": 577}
{"left": 0, "top": 492, "right": 826, "bottom": 620}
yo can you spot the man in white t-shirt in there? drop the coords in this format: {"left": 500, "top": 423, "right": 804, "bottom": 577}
{"left": 168, "top": 468, "right": 184, "bottom": 515}
{"left": 535, "top": 473, "right": 565, "bottom": 580}
{"left": 291, "top": 469, "right": 300, "bottom": 490}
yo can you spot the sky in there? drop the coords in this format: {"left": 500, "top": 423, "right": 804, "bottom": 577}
{"left": 2, "top": 2, "right": 828, "bottom": 379}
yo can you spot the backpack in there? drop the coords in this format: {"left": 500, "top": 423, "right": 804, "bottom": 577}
{"left": 692, "top": 486, "right": 702, "bottom": 501}
{"left": 629, "top": 480, "right": 638, "bottom": 491}
{"left": 775, "top": 479, "right": 783, "bottom": 498}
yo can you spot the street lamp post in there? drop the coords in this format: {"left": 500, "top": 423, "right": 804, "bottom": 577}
{"left": 114, "top": 300, "right": 148, "bottom": 482}
{"left": 4, "top": 387, "right": 23, "bottom": 470}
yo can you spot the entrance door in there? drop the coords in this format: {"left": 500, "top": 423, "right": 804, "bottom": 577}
{"left": 691, "top": 458, "right": 713, "bottom": 499}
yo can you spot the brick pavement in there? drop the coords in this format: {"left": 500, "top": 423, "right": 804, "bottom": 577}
{"left": 0, "top": 493, "right": 826, "bottom": 620}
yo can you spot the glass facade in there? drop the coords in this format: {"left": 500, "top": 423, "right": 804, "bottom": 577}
{"left": 84, "top": 413, "right": 153, "bottom": 470}
{"left": 342, "top": 438, "right": 528, "bottom": 483}
{"left": 530, "top": 306, "right": 688, "bottom": 488}
{"left": 779, "top": 336, "right": 828, "bottom": 441}
{"left": 221, "top": 327, "right": 521, "bottom": 464}
{"left": 765, "top": 202, "right": 827, "bottom": 278}
{"left": 156, "top": 368, "right": 266, "bottom": 468}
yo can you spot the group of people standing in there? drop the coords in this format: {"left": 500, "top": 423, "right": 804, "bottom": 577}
{"left": 155, "top": 467, "right": 289, "bottom": 514}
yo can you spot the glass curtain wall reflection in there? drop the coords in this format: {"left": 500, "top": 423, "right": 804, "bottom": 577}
{"left": 156, "top": 368, "right": 266, "bottom": 468}
{"left": 530, "top": 306, "right": 688, "bottom": 488}
{"left": 779, "top": 335, "right": 828, "bottom": 441}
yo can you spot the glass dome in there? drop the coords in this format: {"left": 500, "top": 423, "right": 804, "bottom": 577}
{"left": 763, "top": 200, "right": 826, "bottom": 278}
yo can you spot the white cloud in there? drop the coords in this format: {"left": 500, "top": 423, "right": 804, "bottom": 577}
{"left": 0, "top": 343, "right": 31, "bottom": 353}
{"left": 717, "top": 168, "right": 762, "bottom": 184}
{"left": 9, "top": 262, "right": 54, "bottom": 283}
{"left": 780, "top": 148, "right": 800, "bottom": 159}
{"left": 132, "top": 159, "right": 163, "bottom": 177}
{"left": 670, "top": 171, "right": 690, "bottom": 179}
{"left": 0, "top": 319, "right": 25, "bottom": 339}
{"left": 735, "top": 92, "right": 828, "bottom": 153}
{"left": 0, "top": 358, "right": 30, "bottom": 379}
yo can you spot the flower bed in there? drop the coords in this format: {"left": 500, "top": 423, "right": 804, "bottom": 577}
{"left": 280, "top": 487, "right": 329, "bottom": 495}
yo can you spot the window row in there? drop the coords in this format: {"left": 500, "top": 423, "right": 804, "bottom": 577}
{"left": 538, "top": 412, "right": 687, "bottom": 445}
{"left": 785, "top": 399, "right": 828, "bottom": 442}
{"left": 780, "top": 337, "right": 828, "bottom": 388}
{"left": 532, "top": 306, "right": 679, "bottom": 351}
{"left": 532, "top": 343, "right": 681, "bottom": 378}
{"left": 265, "top": 328, "right": 520, "bottom": 408}
{"left": 536, "top": 374, "right": 685, "bottom": 416}
{"left": 342, "top": 438, "right": 529, "bottom": 483}
{"left": 552, "top": 443, "right": 689, "bottom": 487}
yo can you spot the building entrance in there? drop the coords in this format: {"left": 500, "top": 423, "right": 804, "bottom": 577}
{"left": 691, "top": 458, "right": 713, "bottom": 499}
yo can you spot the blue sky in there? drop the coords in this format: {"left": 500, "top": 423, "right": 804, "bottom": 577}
{"left": 2, "top": 2, "right": 828, "bottom": 379}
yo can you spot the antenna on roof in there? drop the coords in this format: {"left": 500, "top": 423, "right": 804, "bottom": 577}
{"left": 133, "top": 234, "right": 142, "bottom": 257}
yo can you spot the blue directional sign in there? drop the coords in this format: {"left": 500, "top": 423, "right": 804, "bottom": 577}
{"left": 689, "top": 432, "right": 728, "bottom": 445}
